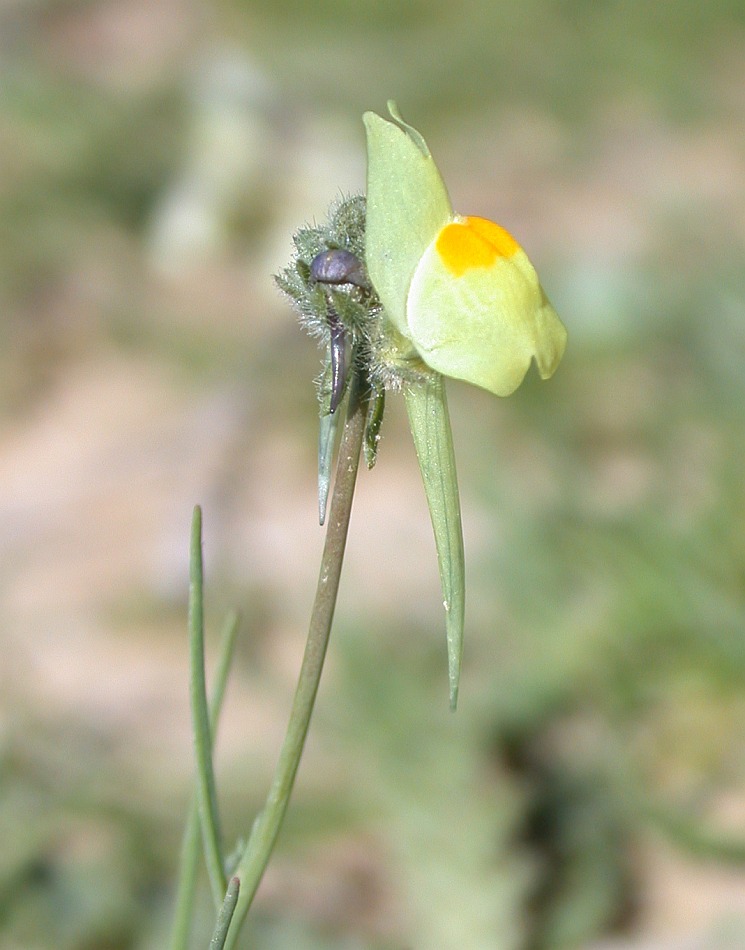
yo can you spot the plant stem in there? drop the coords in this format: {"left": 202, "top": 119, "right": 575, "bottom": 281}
{"left": 223, "top": 373, "right": 369, "bottom": 947}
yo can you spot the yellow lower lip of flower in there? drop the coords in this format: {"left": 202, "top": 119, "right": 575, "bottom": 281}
{"left": 436, "top": 215, "right": 521, "bottom": 276}
{"left": 407, "top": 216, "right": 567, "bottom": 397}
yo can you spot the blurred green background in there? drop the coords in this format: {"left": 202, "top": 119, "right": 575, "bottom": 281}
{"left": 2, "top": 1, "right": 745, "bottom": 947}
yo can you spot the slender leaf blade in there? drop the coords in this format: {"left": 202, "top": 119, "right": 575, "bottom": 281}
{"left": 404, "top": 375, "right": 465, "bottom": 708}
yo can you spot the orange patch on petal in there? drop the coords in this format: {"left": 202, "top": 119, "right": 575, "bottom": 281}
{"left": 435, "top": 215, "right": 521, "bottom": 277}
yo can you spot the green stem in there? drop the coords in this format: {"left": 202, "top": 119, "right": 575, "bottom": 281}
{"left": 223, "top": 374, "right": 369, "bottom": 948}
{"left": 170, "top": 612, "right": 240, "bottom": 950}
{"left": 189, "top": 506, "right": 228, "bottom": 908}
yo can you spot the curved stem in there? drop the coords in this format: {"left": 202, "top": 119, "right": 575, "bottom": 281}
{"left": 223, "top": 373, "right": 369, "bottom": 947}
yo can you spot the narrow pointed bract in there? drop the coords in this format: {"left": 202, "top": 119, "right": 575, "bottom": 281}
{"left": 318, "top": 408, "right": 338, "bottom": 525}
{"left": 403, "top": 375, "right": 465, "bottom": 709}
{"left": 364, "top": 389, "right": 385, "bottom": 470}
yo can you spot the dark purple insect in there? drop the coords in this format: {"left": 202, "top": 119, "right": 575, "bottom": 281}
{"left": 310, "top": 249, "right": 367, "bottom": 412}
{"left": 309, "top": 248, "right": 367, "bottom": 288}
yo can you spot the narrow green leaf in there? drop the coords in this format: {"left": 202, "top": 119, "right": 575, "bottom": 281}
{"left": 170, "top": 612, "right": 239, "bottom": 950}
{"left": 189, "top": 505, "right": 227, "bottom": 907}
{"left": 403, "top": 375, "right": 465, "bottom": 708}
{"left": 210, "top": 876, "right": 241, "bottom": 950}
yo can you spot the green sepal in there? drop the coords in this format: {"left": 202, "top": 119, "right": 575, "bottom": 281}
{"left": 403, "top": 373, "right": 465, "bottom": 709}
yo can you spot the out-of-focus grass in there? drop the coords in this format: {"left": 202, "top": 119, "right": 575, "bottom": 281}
{"left": 1, "top": 0, "right": 745, "bottom": 948}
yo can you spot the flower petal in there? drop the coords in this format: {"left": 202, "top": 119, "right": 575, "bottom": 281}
{"left": 407, "top": 216, "right": 567, "bottom": 396}
{"left": 363, "top": 102, "right": 453, "bottom": 337}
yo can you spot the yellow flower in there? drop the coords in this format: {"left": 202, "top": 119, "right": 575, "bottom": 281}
{"left": 360, "top": 104, "right": 568, "bottom": 706}
{"left": 363, "top": 102, "right": 567, "bottom": 396}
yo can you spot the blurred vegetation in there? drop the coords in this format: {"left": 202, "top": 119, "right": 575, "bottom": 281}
{"left": 1, "top": 0, "right": 745, "bottom": 948}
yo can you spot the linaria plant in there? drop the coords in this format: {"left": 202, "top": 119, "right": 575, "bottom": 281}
{"left": 170, "top": 102, "right": 567, "bottom": 948}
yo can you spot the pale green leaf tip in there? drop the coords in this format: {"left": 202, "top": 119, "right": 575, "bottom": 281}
{"left": 449, "top": 666, "right": 460, "bottom": 711}
{"left": 445, "top": 608, "right": 465, "bottom": 712}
